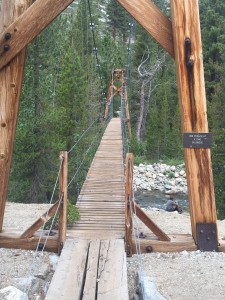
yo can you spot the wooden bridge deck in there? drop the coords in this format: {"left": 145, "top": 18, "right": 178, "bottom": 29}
{"left": 46, "top": 118, "right": 128, "bottom": 299}
{"left": 68, "top": 117, "right": 125, "bottom": 240}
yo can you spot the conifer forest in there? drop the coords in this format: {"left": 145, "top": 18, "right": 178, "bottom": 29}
{"left": 2, "top": 0, "right": 225, "bottom": 219}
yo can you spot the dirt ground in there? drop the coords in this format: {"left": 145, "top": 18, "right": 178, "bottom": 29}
{"left": 1, "top": 203, "right": 225, "bottom": 300}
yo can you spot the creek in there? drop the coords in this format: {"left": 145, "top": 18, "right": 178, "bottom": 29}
{"left": 135, "top": 190, "right": 189, "bottom": 212}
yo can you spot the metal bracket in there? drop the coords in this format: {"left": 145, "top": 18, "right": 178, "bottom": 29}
{"left": 196, "top": 223, "right": 218, "bottom": 252}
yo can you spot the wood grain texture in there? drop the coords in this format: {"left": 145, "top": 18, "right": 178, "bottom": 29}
{"left": 132, "top": 234, "right": 197, "bottom": 253}
{"left": 45, "top": 239, "right": 89, "bottom": 300}
{"left": 0, "top": 0, "right": 32, "bottom": 231}
{"left": 0, "top": 233, "right": 58, "bottom": 252}
{"left": 73, "top": 118, "right": 125, "bottom": 239}
{"left": 117, "top": 0, "right": 174, "bottom": 57}
{"left": 82, "top": 240, "right": 100, "bottom": 299}
{"left": 97, "top": 240, "right": 128, "bottom": 299}
{"left": 170, "top": 0, "right": 217, "bottom": 241}
{"left": 0, "top": 0, "right": 74, "bottom": 70}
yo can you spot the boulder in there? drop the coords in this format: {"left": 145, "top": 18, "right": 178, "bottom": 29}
{"left": 0, "top": 286, "right": 28, "bottom": 300}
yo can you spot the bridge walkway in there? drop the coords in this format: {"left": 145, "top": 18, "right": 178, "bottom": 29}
{"left": 45, "top": 118, "right": 128, "bottom": 300}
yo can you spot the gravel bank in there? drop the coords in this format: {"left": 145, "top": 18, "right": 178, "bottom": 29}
{"left": 1, "top": 203, "right": 225, "bottom": 299}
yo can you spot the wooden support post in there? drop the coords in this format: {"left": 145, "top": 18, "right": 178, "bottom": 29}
{"left": 125, "top": 153, "right": 134, "bottom": 256}
{"left": 170, "top": 0, "right": 217, "bottom": 242}
{"left": 0, "top": 0, "right": 32, "bottom": 232}
{"left": 58, "top": 151, "right": 68, "bottom": 253}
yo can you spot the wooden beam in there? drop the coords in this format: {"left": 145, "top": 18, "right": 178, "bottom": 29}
{"left": 116, "top": 0, "right": 174, "bottom": 57}
{"left": 0, "top": 0, "right": 74, "bottom": 71}
{"left": 0, "top": 0, "right": 32, "bottom": 231}
{"left": 0, "top": 234, "right": 58, "bottom": 252}
{"left": 132, "top": 234, "right": 197, "bottom": 253}
{"left": 125, "top": 153, "right": 133, "bottom": 256}
{"left": 58, "top": 151, "right": 68, "bottom": 252}
{"left": 20, "top": 200, "right": 60, "bottom": 239}
{"left": 133, "top": 204, "right": 170, "bottom": 241}
{"left": 170, "top": 0, "right": 217, "bottom": 242}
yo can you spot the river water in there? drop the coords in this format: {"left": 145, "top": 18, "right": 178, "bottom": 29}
{"left": 135, "top": 190, "right": 189, "bottom": 212}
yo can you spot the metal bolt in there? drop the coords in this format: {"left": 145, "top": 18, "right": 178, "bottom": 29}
{"left": 5, "top": 33, "right": 11, "bottom": 40}
{"left": 4, "top": 44, "right": 10, "bottom": 52}
{"left": 212, "top": 231, "right": 216, "bottom": 235}
{"left": 200, "top": 229, "right": 204, "bottom": 234}
{"left": 207, "top": 237, "right": 210, "bottom": 241}
{"left": 146, "top": 246, "right": 153, "bottom": 253}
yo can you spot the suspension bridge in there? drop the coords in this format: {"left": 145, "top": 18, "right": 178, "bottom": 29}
{"left": 1, "top": 0, "right": 225, "bottom": 299}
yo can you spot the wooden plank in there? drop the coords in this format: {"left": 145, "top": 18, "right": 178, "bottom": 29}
{"left": 0, "top": 0, "right": 75, "bottom": 71}
{"left": 170, "top": 0, "right": 217, "bottom": 242}
{"left": 82, "top": 240, "right": 100, "bottom": 299}
{"left": 133, "top": 234, "right": 197, "bottom": 253}
{"left": 20, "top": 200, "right": 60, "bottom": 238}
{"left": 97, "top": 240, "right": 128, "bottom": 299}
{"left": 0, "top": 0, "right": 32, "bottom": 231}
{"left": 117, "top": 0, "right": 174, "bottom": 56}
{"left": 45, "top": 239, "right": 89, "bottom": 300}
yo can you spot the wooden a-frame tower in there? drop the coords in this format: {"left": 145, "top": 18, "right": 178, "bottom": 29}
{"left": 0, "top": 0, "right": 222, "bottom": 251}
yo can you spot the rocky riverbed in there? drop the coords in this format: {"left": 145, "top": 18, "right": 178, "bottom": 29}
{"left": 133, "top": 163, "right": 187, "bottom": 194}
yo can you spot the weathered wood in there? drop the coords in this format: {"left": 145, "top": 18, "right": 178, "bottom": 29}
{"left": 58, "top": 151, "right": 68, "bottom": 252}
{"left": 125, "top": 153, "right": 133, "bottom": 256}
{"left": 132, "top": 234, "right": 197, "bottom": 253}
{"left": 74, "top": 118, "right": 125, "bottom": 239}
{"left": 0, "top": 0, "right": 75, "bottom": 70}
{"left": 45, "top": 239, "right": 89, "bottom": 300}
{"left": 134, "top": 204, "right": 170, "bottom": 241}
{"left": 0, "top": 234, "right": 58, "bottom": 252}
{"left": 124, "top": 88, "right": 132, "bottom": 138}
{"left": 97, "top": 240, "right": 128, "bottom": 299}
{"left": 82, "top": 240, "right": 100, "bottom": 299}
{"left": 0, "top": 0, "right": 32, "bottom": 232}
{"left": 20, "top": 200, "right": 60, "bottom": 239}
{"left": 117, "top": 0, "right": 174, "bottom": 57}
{"left": 170, "top": 0, "right": 217, "bottom": 242}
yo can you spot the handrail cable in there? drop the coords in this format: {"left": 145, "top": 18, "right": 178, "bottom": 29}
{"left": 67, "top": 123, "right": 104, "bottom": 188}
{"left": 87, "top": 0, "right": 106, "bottom": 115}
{"left": 68, "top": 117, "right": 99, "bottom": 154}
{"left": 23, "top": 157, "right": 64, "bottom": 298}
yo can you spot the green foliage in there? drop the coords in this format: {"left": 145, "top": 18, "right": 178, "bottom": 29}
{"left": 44, "top": 201, "right": 80, "bottom": 230}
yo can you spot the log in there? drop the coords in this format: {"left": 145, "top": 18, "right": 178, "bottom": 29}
{"left": 0, "top": 0, "right": 32, "bottom": 231}
{"left": 170, "top": 0, "right": 217, "bottom": 242}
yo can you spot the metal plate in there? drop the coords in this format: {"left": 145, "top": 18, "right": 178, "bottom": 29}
{"left": 196, "top": 223, "right": 218, "bottom": 252}
{"left": 183, "top": 133, "right": 212, "bottom": 148}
